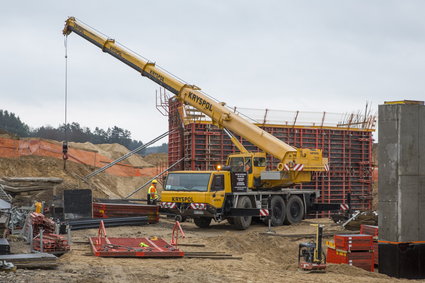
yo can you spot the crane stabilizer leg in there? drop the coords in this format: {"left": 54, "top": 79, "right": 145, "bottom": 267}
{"left": 83, "top": 130, "right": 174, "bottom": 181}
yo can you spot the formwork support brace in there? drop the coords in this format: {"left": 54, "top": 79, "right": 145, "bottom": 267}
{"left": 124, "top": 157, "right": 184, "bottom": 199}
{"left": 83, "top": 130, "right": 175, "bottom": 181}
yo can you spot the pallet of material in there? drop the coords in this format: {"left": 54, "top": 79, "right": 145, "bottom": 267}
{"left": 360, "top": 224, "right": 379, "bottom": 265}
{"left": 327, "top": 246, "right": 374, "bottom": 272}
{"left": 334, "top": 234, "right": 374, "bottom": 252}
{"left": 0, "top": 253, "right": 58, "bottom": 268}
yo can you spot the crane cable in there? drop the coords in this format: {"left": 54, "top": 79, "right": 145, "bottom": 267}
{"left": 62, "top": 36, "right": 69, "bottom": 169}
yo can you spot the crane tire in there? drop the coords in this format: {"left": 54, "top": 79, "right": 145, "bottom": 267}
{"left": 269, "top": 196, "right": 286, "bottom": 226}
{"left": 233, "top": 196, "right": 253, "bottom": 230}
{"left": 194, "top": 217, "right": 212, "bottom": 228}
{"left": 284, "top": 195, "right": 304, "bottom": 224}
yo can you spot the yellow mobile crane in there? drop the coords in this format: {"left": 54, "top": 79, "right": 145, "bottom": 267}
{"left": 63, "top": 17, "right": 338, "bottom": 229}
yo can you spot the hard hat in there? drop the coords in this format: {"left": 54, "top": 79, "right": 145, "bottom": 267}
{"left": 152, "top": 179, "right": 158, "bottom": 184}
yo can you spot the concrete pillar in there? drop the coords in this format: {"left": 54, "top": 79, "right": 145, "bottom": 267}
{"left": 378, "top": 100, "right": 425, "bottom": 279}
{"left": 378, "top": 100, "right": 425, "bottom": 242}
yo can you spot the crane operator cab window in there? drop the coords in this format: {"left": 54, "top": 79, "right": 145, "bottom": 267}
{"left": 229, "top": 157, "right": 253, "bottom": 173}
{"left": 229, "top": 157, "right": 244, "bottom": 172}
{"left": 253, "top": 157, "right": 267, "bottom": 167}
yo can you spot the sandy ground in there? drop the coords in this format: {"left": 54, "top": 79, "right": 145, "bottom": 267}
{"left": 0, "top": 218, "right": 418, "bottom": 283}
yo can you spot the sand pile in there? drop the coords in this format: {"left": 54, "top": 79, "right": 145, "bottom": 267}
{"left": 69, "top": 141, "right": 153, "bottom": 168}
{"left": 143, "top": 153, "right": 167, "bottom": 166}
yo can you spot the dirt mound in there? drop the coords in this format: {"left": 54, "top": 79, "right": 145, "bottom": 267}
{"left": 0, "top": 156, "right": 151, "bottom": 200}
{"left": 69, "top": 142, "right": 153, "bottom": 168}
{"left": 143, "top": 153, "right": 167, "bottom": 166}
{"left": 98, "top": 143, "right": 153, "bottom": 167}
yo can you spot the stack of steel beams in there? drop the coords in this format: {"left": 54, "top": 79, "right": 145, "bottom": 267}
{"left": 93, "top": 202, "right": 159, "bottom": 224}
{"left": 33, "top": 233, "right": 70, "bottom": 253}
{"left": 67, "top": 216, "right": 149, "bottom": 230}
{"left": 30, "top": 212, "right": 55, "bottom": 236}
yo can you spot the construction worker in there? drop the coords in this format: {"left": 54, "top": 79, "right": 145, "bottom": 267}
{"left": 34, "top": 201, "right": 43, "bottom": 214}
{"left": 147, "top": 179, "right": 159, "bottom": 205}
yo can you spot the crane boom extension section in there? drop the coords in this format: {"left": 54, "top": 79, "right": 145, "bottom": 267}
{"left": 63, "top": 17, "right": 328, "bottom": 181}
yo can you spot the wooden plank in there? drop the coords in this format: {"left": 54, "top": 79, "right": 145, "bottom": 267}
{"left": 0, "top": 253, "right": 58, "bottom": 268}
{"left": 2, "top": 185, "right": 53, "bottom": 193}
{"left": 2, "top": 177, "right": 63, "bottom": 183}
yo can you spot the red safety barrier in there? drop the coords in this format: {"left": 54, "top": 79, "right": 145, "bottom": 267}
{"left": 0, "top": 137, "right": 146, "bottom": 177}
{"left": 171, "top": 221, "right": 185, "bottom": 246}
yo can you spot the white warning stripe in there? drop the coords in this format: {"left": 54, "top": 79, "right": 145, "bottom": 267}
{"left": 293, "top": 164, "right": 304, "bottom": 171}
{"left": 259, "top": 209, "right": 269, "bottom": 216}
{"left": 190, "top": 203, "right": 207, "bottom": 210}
{"left": 160, "top": 202, "right": 176, "bottom": 209}
{"left": 340, "top": 204, "right": 349, "bottom": 211}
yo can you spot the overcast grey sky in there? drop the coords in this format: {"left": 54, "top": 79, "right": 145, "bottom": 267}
{"left": 1, "top": 1, "right": 424, "bottom": 143}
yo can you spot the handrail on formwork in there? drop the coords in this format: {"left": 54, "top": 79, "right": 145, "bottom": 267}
{"left": 83, "top": 130, "right": 174, "bottom": 181}
{"left": 124, "top": 157, "right": 184, "bottom": 199}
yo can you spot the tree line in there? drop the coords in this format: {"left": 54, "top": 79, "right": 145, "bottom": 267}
{"left": 0, "top": 109, "right": 167, "bottom": 154}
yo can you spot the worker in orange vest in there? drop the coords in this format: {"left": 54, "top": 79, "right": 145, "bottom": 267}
{"left": 147, "top": 179, "right": 159, "bottom": 205}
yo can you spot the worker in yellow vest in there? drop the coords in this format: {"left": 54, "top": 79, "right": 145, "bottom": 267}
{"left": 35, "top": 201, "right": 43, "bottom": 214}
{"left": 147, "top": 179, "right": 159, "bottom": 205}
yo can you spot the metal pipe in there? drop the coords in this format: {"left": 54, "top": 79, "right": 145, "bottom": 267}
{"left": 83, "top": 130, "right": 173, "bottom": 181}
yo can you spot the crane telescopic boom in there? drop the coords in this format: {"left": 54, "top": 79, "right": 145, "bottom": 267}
{"left": 63, "top": 17, "right": 328, "bottom": 180}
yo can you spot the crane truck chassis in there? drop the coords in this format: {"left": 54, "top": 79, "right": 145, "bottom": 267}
{"left": 63, "top": 17, "right": 344, "bottom": 230}
{"left": 160, "top": 170, "right": 341, "bottom": 230}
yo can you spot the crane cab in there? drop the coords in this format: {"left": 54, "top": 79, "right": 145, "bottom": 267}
{"left": 226, "top": 152, "right": 267, "bottom": 188}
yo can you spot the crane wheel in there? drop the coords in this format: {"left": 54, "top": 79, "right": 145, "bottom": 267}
{"left": 233, "top": 196, "right": 252, "bottom": 230}
{"left": 284, "top": 195, "right": 304, "bottom": 224}
{"left": 194, "top": 217, "right": 212, "bottom": 228}
{"left": 269, "top": 196, "right": 286, "bottom": 226}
